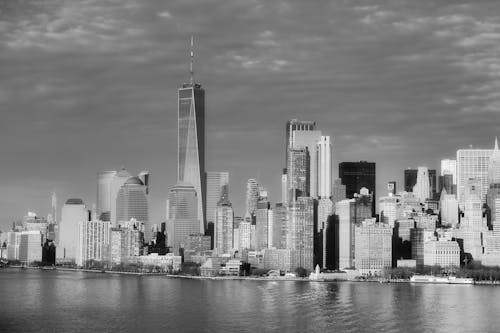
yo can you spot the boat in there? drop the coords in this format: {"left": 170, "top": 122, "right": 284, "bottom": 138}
{"left": 410, "top": 275, "right": 474, "bottom": 284}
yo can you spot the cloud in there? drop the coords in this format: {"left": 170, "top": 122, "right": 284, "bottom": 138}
{"left": 158, "top": 11, "right": 172, "bottom": 19}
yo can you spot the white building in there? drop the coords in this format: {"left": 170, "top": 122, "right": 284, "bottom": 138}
{"left": 133, "top": 253, "right": 182, "bottom": 272}
{"left": 457, "top": 147, "right": 494, "bottom": 208}
{"left": 413, "top": 167, "right": 430, "bottom": 203}
{"left": 58, "top": 198, "right": 88, "bottom": 263}
{"left": 6, "top": 231, "right": 21, "bottom": 261}
{"left": 77, "top": 220, "right": 111, "bottom": 267}
{"left": 239, "top": 220, "right": 251, "bottom": 250}
{"left": 354, "top": 219, "right": 392, "bottom": 275}
{"left": 317, "top": 135, "right": 332, "bottom": 200}
{"left": 440, "top": 189, "right": 459, "bottom": 227}
{"left": 379, "top": 195, "right": 401, "bottom": 227}
{"left": 423, "top": 239, "right": 460, "bottom": 267}
{"left": 336, "top": 199, "right": 355, "bottom": 269}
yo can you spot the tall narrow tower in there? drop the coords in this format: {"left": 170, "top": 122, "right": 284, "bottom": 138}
{"left": 178, "top": 36, "right": 205, "bottom": 233}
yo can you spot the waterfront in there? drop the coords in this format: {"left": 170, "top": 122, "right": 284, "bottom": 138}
{"left": 1, "top": 269, "right": 500, "bottom": 332}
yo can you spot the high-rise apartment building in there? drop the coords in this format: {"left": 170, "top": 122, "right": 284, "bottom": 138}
{"left": 238, "top": 220, "right": 252, "bottom": 250}
{"left": 206, "top": 171, "right": 229, "bottom": 225}
{"left": 214, "top": 197, "right": 233, "bottom": 255}
{"left": 58, "top": 198, "right": 88, "bottom": 263}
{"left": 166, "top": 183, "right": 200, "bottom": 254}
{"left": 246, "top": 178, "right": 259, "bottom": 217}
{"left": 274, "top": 203, "right": 288, "bottom": 249}
{"left": 77, "top": 220, "right": 111, "bottom": 267}
{"left": 255, "top": 196, "right": 272, "bottom": 250}
{"left": 339, "top": 161, "right": 376, "bottom": 215}
{"left": 178, "top": 39, "right": 206, "bottom": 231}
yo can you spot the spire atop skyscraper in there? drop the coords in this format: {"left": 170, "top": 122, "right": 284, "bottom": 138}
{"left": 190, "top": 35, "right": 194, "bottom": 85}
{"left": 495, "top": 136, "right": 498, "bottom": 151}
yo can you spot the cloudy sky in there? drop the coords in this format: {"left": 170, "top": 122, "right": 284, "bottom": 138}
{"left": 0, "top": 0, "right": 499, "bottom": 230}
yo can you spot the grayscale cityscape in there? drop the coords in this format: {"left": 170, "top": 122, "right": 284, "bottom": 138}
{"left": 1, "top": 1, "right": 500, "bottom": 332}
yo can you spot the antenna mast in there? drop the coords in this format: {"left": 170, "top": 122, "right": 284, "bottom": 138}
{"left": 190, "top": 35, "right": 194, "bottom": 85}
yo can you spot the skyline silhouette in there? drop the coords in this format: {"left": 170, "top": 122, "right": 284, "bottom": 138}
{"left": 1, "top": 0, "right": 500, "bottom": 229}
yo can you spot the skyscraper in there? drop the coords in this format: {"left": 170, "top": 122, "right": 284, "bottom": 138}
{"left": 336, "top": 199, "right": 355, "bottom": 269}
{"left": 255, "top": 194, "right": 272, "bottom": 250}
{"left": 293, "top": 130, "right": 322, "bottom": 197}
{"left": 97, "top": 171, "right": 117, "bottom": 216}
{"left": 317, "top": 136, "right": 332, "bottom": 199}
{"left": 110, "top": 168, "right": 132, "bottom": 226}
{"left": 288, "top": 147, "right": 310, "bottom": 200}
{"left": 285, "top": 119, "right": 316, "bottom": 167}
{"left": 58, "top": 198, "right": 88, "bottom": 262}
{"left": 487, "top": 138, "right": 500, "bottom": 225}
{"left": 206, "top": 171, "right": 229, "bottom": 225}
{"left": 457, "top": 145, "right": 494, "bottom": 208}
{"left": 214, "top": 196, "right": 234, "bottom": 255}
{"left": 166, "top": 183, "right": 199, "bottom": 255}
{"left": 116, "top": 177, "right": 149, "bottom": 228}
{"left": 245, "top": 178, "right": 259, "bottom": 219}
{"left": 413, "top": 167, "right": 431, "bottom": 203}
{"left": 441, "top": 159, "right": 457, "bottom": 184}
{"left": 339, "top": 161, "right": 376, "bottom": 215}
{"left": 286, "top": 196, "right": 314, "bottom": 271}
{"left": 404, "top": 168, "right": 437, "bottom": 199}
{"left": 178, "top": 37, "right": 206, "bottom": 232}
{"left": 77, "top": 220, "right": 111, "bottom": 267}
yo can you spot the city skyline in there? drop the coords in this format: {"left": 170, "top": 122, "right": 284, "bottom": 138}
{"left": 2, "top": 1, "right": 500, "bottom": 230}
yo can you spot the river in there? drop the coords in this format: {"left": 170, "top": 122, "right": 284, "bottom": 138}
{"left": 0, "top": 268, "right": 498, "bottom": 332}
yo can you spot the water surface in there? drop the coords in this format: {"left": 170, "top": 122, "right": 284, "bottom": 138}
{"left": 0, "top": 269, "right": 498, "bottom": 332}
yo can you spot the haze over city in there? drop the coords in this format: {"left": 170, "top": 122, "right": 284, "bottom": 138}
{"left": 1, "top": 0, "right": 500, "bottom": 230}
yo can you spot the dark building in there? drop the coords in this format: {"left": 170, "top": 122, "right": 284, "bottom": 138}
{"left": 42, "top": 239, "right": 56, "bottom": 266}
{"left": 205, "top": 222, "right": 214, "bottom": 249}
{"left": 410, "top": 228, "right": 425, "bottom": 270}
{"left": 392, "top": 219, "right": 415, "bottom": 266}
{"left": 339, "top": 161, "right": 376, "bottom": 215}
{"left": 149, "top": 222, "right": 167, "bottom": 255}
{"left": 324, "top": 215, "right": 339, "bottom": 270}
{"left": 404, "top": 168, "right": 437, "bottom": 199}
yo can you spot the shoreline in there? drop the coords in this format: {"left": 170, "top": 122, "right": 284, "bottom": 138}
{"left": 4, "top": 266, "right": 500, "bottom": 285}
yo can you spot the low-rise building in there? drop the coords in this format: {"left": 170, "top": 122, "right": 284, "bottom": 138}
{"left": 423, "top": 239, "right": 460, "bottom": 267}
{"left": 263, "top": 248, "right": 292, "bottom": 272}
